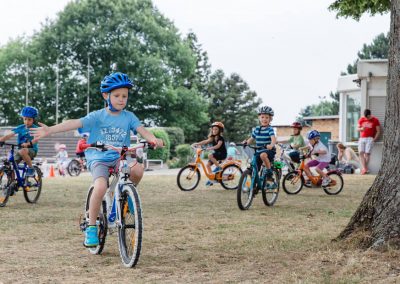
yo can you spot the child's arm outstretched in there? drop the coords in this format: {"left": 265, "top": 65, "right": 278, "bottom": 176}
{"left": 193, "top": 137, "right": 212, "bottom": 147}
{"left": 0, "top": 132, "right": 15, "bottom": 143}
{"left": 31, "top": 119, "right": 82, "bottom": 141}
{"left": 136, "top": 126, "right": 163, "bottom": 148}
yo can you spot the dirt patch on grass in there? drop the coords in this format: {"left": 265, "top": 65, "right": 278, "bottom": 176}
{"left": 0, "top": 174, "right": 399, "bottom": 283}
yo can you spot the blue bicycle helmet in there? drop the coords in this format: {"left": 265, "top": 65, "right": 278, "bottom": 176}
{"left": 258, "top": 105, "right": 274, "bottom": 116}
{"left": 20, "top": 106, "right": 38, "bottom": 118}
{"left": 308, "top": 130, "right": 320, "bottom": 140}
{"left": 100, "top": 72, "right": 133, "bottom": 93}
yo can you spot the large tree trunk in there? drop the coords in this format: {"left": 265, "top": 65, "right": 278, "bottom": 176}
{"left": 337, "top": 1, "right": 400, "bottom": 248}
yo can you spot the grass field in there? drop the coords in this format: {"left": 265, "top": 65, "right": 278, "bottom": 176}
{"left": 0, "top": 173, "right": 399, "bottom": 283}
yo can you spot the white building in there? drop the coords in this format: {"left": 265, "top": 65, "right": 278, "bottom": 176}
{"left": 337, "top": 59, "right": 387, "bottom": 174}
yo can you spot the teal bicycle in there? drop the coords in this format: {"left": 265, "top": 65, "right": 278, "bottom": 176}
{"left": 237, "top": 144, "right": 280, "bottom": 210}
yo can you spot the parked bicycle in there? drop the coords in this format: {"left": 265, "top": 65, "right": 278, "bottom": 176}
{"left": 177, "top": 145, "right": 243, "bottom": 191}
{"left": 79, "top": 140, "right": 153, "bottom": 267}
{"left": 237, "top": 144, "right": 280, "bottom": 210}
{"left": 282, "top": 151, "right": 344, "bottom": 195}
{"left": 0, "top": 142, "right": 43, "bottom": 207}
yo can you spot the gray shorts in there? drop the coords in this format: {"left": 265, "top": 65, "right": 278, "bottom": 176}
{"left": 90, "top": 160, "right": 118, "bottom": 182}
{"left": 15, "top": 148, "right": 37, "bottom": 163}
{"left": 358, "top": 137, "right": 374, "bottom": 154}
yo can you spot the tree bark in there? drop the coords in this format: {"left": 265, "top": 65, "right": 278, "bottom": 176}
{"left": 337, "top": 1, "right": 400, "bottom": 248}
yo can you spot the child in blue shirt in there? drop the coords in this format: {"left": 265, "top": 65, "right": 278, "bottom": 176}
{"left": 32, "top": 72, "right": 162, "bottom": 247}
{"left": 0, "top": 106, "right": 39, "bottom": 176}
{"left": 243, "top": 105, "right": 277, "bottom": 189}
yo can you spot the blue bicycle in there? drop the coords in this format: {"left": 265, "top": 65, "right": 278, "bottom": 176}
{"left": 0, "top": 142, "right": 43, "bottom": 207}
{"left": 237, "top": 144, "right": 280, "bottom": 210}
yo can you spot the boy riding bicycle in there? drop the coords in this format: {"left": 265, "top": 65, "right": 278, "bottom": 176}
{"left": 0, "top": 106, "right": 39, "bottom": 177}
{"left": 32, "top": 72, "right": 163, "bottom": 247}
{"left": 243, "top": 105, "right": 277, "bottom": 189}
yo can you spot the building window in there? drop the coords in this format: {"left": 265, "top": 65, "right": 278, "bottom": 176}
{"left": 346, "top": 93, "right": 361, "bottom": 142}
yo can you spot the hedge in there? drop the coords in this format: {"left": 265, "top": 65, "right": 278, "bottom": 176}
{"left": 147, "top": 128, "right": 170, "bottom": 162}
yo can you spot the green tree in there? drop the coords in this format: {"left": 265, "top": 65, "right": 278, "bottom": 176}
{"left": 206, "top": 70, "right": 261, "bottom": 142}
{"left": 329, "top": 0, "right": 400, "bottom": 248}
{"left": 345, "top": 32, "right": 389, "bottom": 74}
{"left": 0, "top": 0, "right": 208, "bottom": 139}
{"left": 298, "top": 91, "right": 339, "bottom": 118}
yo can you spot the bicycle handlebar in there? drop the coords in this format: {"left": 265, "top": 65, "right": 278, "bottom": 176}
{"left": 89, "top": 140, "right": 156, "bottom": 153}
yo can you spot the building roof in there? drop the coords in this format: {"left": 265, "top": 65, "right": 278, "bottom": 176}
{"left": 303, "top": 115, "right": 339, "bottom": 120}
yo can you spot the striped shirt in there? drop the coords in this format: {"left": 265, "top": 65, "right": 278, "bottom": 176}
{"left": 251, "top": 125, "right": 275, "bottom": 153}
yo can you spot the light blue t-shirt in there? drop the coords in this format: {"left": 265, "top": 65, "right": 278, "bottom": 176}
{"left": 80, "top": 108, "right": 142, "bottom": 169}
{"left": 12, "top": 124, "right": 39, "bottom": 153}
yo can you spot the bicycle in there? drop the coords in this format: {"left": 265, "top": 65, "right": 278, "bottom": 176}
{"left": 67, "top": 156, "right": 87, "bottom": 177}
{"left": 79, "top": 140, "right": 153, "bottom": 267}
{"left": 282, "top": 152, "right": 344, "bottom": 195}
{"left": 0, "top": 142, "right": 43, "bottom": 207}
{"left": 177, "top": 145, "right": 243, "bottom": 191}
{"left": 237, "top": 144, "right": 280, "bottom": 210}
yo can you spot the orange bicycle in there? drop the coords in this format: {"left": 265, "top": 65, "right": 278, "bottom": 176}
{"left": 282, "top": 152, "right": 344, "bottom": 195}
{"left": 177, "top": 145, "right": 243, "bottom": 191}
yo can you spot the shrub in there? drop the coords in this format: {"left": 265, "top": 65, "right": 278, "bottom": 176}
{"left": 163, "top": 127, "right": 185, "bottom": 157}
{"left": 147, "top": 128, "right": 170, "bottom": 162}
{"left": 167, "top": 144, "right": 192, "bottom": 169}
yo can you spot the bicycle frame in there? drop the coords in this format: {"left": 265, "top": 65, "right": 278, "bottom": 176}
{"left": 245, "top": 148, "right": 266, "bottom": 192}
{"left": 1, "top": 143, "right": 30, "bottom": 188}
{"left": 188, "top": 146, "right": 241, "bottom": 182}
{"left": 295, "top": 155, "right": 339, "bottom": 186}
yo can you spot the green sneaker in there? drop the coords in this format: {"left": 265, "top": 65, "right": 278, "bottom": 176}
{"left": 84, "top": 226, "right": 99, "bottom": 247}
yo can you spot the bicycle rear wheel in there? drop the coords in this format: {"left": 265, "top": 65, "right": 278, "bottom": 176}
{"left": 0, "top": 169, "right": 12, "bottom": 207}
{"left": 323, "top": 172, "right": 344, "bottom": 195}
{"left": 118, "top": 184, "right": 142, "bottom": 268}
{"left": 262, "top": 169, "right": 280, "bottom": 206}
{"left": 219, "top": 164, "right": 242, "bottom": 190}
{"left": 84, "top": 186, "right": 107, "bottom": 255}
{"left": 23, "top": 166, "right": 42, "bottom": 203}
{"left": 67, "top": 159, "right": 82, "bottom": 176}
{"left": 282, "top": 171, "right": 304, "bottom": 195}
{"left": 177, "top": 165, "right": 200, "bottom": 191}
{"left": 237, "top": 169, "right": 255, "bottom": 210}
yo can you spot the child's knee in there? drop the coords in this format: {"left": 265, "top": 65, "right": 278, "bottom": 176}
{"left": 19, "top": 148, "right": 28, "bottom": 155}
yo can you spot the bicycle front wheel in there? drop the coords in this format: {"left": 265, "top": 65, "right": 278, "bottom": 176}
{"left": 67, "top": 159, "right": 82, "bottom": 176}
{"left": 237, "top": 169, "right": 255, "bottom": 210}
{"left": 23, "top": 166, "right": 42, "bottom": 203}
{"left": 84, "top": 185, "right": 107, "bottom": 255}
{"left": 177, "top": 165, "right": 200, "bottom": 191}
{"left": 323, "top": 172, "right": 344, "bottom": 195}
{"left": 219, "top": 164, "right": 243, "bottom": 190}
{"left": 0, "top": 169, "right": 12, "bottom": 207}
{"left": 118, "top": 184, "right": 143, "bottom": 268}
{"left": 262, "top": 169, "right": 280, "bottom": 206}
{"left": 282, "top": 171, "right": 304, "bottom": 195}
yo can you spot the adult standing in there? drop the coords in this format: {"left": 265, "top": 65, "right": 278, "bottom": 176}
{"left": 357, "top": 109, "right": 381, "bottom": 174}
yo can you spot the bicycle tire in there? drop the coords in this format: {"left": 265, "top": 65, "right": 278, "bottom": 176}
{"left": 262, "top": 169, "right": 280, "bottom": 206}
{"left": 84, "top": 185, "right": 107, "bottom": 255}
{"left": 118, "top": 184, "right": 142, "bottom": 268}
{"left": 177, "top": 165, "right": 200, "bottom": 191}
{"left": 282, "top": 171, "right": 304, "bottom": 195}
{"left": 67, "top": 159, "right": 82, "bottom": 177}
{"left": 237, "top": 169, "right": 255, "bottom": 210}
{"left": 23, "top": 166, "right": 42, "bottom": 203}
{"left": 0, "top": 169, "right": 12, "bottom": 207}
{"left": 323, "top": 172, "right": 344, "bottom": 195}
{"left": 219, "top": 164, "right": 243, "bottom": 190}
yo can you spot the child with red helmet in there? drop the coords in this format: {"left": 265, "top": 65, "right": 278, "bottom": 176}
{"left": 194, "top": 121, "right": 227, "bottom": 186}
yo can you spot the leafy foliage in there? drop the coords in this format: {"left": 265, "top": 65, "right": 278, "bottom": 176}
{"left": 328, "top": 0, "right": 390, "bottom": 20}
{"left": 147, "top": 128, "right": 170, "bottom": 162}
{"left": 163, "top": 127, "right": 185, "bottom": 157}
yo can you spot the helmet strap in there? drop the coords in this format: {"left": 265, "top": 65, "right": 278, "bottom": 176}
{"left": 106, "top": 93, "right": 121, "bottom": 112}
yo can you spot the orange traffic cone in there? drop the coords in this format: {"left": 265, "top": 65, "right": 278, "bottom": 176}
{"left": 49, "top": 165, "right": 55, "bottom": 178}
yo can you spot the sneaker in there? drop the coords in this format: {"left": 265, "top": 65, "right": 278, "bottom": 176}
{"left": 361, "top": 168, "right": 368, "bottom": 175}
{"left": 84, "top": 226, "right": 99, "bottom": 247}
{"left": 205, "top": 180, "right": 214, "bottom": 187}
{"left": 26, "top": 167, "right": 35, "bottom": 177}
{"left": 212, "top": 166, "right": 222, "bottom": 173}
{"left": 304, "top": 180, "right": 312, "bottom": 187}
{"left": 321, "top": 177, "right": 331, "bottom": 187}
{"left": 266, "top": 181, "right": 278, "bottom": 190}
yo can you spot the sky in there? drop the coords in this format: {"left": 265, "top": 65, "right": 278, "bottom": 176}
{"left": 0, "top": 0, "right": 390, "bottom": 125}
